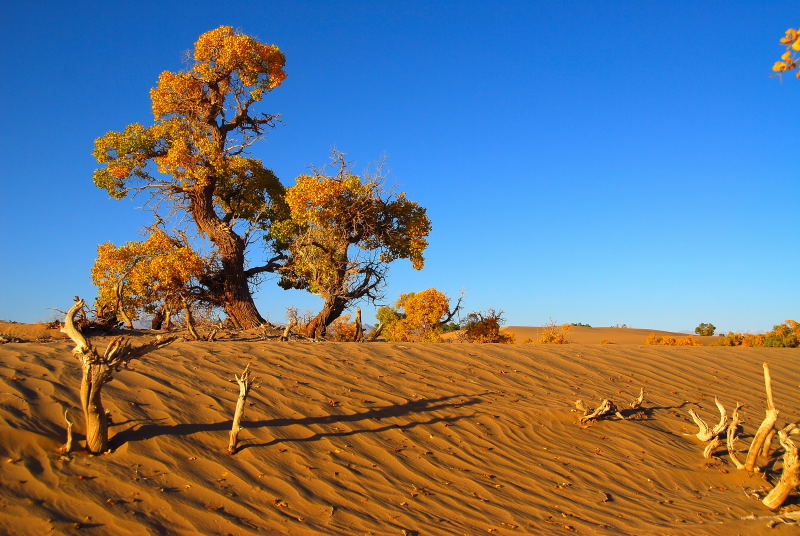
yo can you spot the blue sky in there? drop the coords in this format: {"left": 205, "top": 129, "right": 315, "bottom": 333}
{"left": 0, "top": 1, "right": 797, "bottom": 333}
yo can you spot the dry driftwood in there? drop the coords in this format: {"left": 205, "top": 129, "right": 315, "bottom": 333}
{"left": 744, "top": 363, "right": 779, "bottom": 472}
{"left": 115, "top": 281, "right": 133, "bottom": 329}
{"left": 367, "top": 322, "right": 384, "bottom": 342}
{"left": 182, "top": 295, "right": 201, "bottom": 341}
{"left": 703, "top": 436, "right": 722, "bottom": 459}
{"left": 687, "top": 397, "right": 728, "bottom": 442}
{"left": 61, "top": 297, "right": 173, "bottom": 453}
{"left": 227, "top": 363, "right": 255, "bottom": 455}
{"left": 60, "top": 409, "right": 73, "bottom": 454}
{"left": 762, "top": 428, "right": 800, "bottom": 510}
{"left": 727, "top": 402, "right": 745, "bottom": 469}
{"left": 354, "top": 308, "right": 364, "bottom": 342}
{"left": 280, "top": 319, "right": 296, "bottom": 341}
{"left": 577, "top": 389, "right": 645, "bottom": 424}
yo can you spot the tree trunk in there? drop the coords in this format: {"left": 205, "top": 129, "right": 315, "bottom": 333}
{"left": 151, "top": 305, "right": 165, "bottom": 330}
{"left": 81, "top": 365, "right": 109, "bottom": 454}
{"left": 354, "top": 308, "right": 364, "bottom": 342}
{"left": 303, "top": 297, "right": 347, "bottom": 338}
{"left": 189, "top": 187, "right": 265, "bottom": 329}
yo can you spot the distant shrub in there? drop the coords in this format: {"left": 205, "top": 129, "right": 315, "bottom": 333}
{"left": 570, "top": 322, "right": 591, "bottom": 328}
{"left": 462, "top": 309, "right": 514, "bottom": 344}
{"left": 327, "top": 314, "right": 358, "bottom": 341}
{"left": 611, "top": 323, "right": 628, "bottom": 329}
{"left": 645, "top": 334, "right": 701, "bottom": 346}
{"left": 532, "top": 322, "right": 571, "bottom": 344}
{"left": 763, "top": 320, "right": 800, "bottom": 347}
{"left": 694, "top": 323, "right": 716, "bottom": 336}
{"left": 600, "top": 339, "right": 613, "bottom": 344}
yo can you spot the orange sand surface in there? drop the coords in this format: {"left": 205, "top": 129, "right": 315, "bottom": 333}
{"left": 502, "top": 326, "right": 719, "bottom": 345}
{"left": 0, "top": 336, "right": 798, "bottom": 535}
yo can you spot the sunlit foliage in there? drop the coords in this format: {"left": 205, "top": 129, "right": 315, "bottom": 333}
{"left": 645, "top": 333, "right": 701, "bottom": 346}
{"left": 92, "top": 26, "right": 288, "bottom": 328}
{"left": 382, "top": 289, "right": 452, "bottom": 343}
{"left": 773, "top": 28, "right": 800, "bottom": 77}
{"left": 529, "top": 322, "right": 571, "bottom": 344}
{"left": 326, "top": 314, "right": 359, "bottom": 342}
{"left": 275, "top": 152, "right": 431, "bottom": 337}
{"left": 718, "top": 320, "right": 799, "bottom": 347}
{"left": 91, "top": 230, "right": 204, "bottom": 325}
{"left": 694, "top": 323, "right": 716, "bottom": 336}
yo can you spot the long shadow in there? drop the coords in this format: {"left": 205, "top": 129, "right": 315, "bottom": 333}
{"left": 110, "top": 394, "right": 482, "bottom": 450}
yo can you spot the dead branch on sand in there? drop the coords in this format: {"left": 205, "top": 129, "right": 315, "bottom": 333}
{"left": 61, "top": 297, "right": 174, "bottom": 454}
{"left": 60, "top": 409, "right": 73, "bottom": 454}
{"left": 227, "top": 363, "right": 255, "bottom": 455}
{"left": 576, "top": 389, "right": 645, "bottom": 424}
{"left": 762, "top": 426, "right": 799, "bottom": 511}
{"left": 744, "top": 363, "right": 779, "bottom": 472}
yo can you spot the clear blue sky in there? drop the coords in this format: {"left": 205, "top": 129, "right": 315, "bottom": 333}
{"left": 0, "top": 1, "right": 797, "bottom": 333}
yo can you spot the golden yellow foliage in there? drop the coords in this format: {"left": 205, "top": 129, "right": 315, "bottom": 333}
{"left": 327, "top": 314, "right": 358, "bottom": 342}
{"left": 91, "top": 230, "right": 204, "bottom": 321}
{"left": 645, "top": 333, "right": 701, "bottom": 346}
{"left": 531, "top": 323, "right": 571, "bottom": 344}
{"left": 773, "top": 27, "right": 800, "bottom": 78}
{"left": 383, "top": 289, "right": 451, "bottom": 343}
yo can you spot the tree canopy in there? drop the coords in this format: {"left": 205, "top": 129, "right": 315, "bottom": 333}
{"left": 92, "top": 26, "right": 288, "bottom": 328}
{"left": 275, "top": 153, "right": 431, "bottom": 337}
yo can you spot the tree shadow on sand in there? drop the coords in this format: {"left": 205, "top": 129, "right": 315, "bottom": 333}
{"left": 110, "top": 394, "right": 483, "bottom": 450}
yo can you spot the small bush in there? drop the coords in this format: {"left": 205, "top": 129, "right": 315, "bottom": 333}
{"left": 600, "top": 339, "right": 613, "bottom": 344}
{"left": 462, "top": 309, "right": 514, "bottom": 344}
{"left": 570, "top": 322, "right": 591, "bottom": 328}
{"left": 645, "top": 334, "right": 701, "bottom": 346}
{"left": 694, "top": 322, "right": 716, "bottom": 336}
{"left": 532, "top": 322, "right": 571, "bottom": 344}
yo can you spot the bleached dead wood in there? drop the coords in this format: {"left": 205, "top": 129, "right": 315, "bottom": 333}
{"left": 762, "top": 429, "right": 800, "bottom": 510}
{"left": 745, "top": 363, "right": 779, "bottom": 472}
{"left": 687, "top": 397, "right": 728, "bottom": 442}
{"left": 182, "top": 296, "right": 200, "bottom": 341}
{"left": 280, "top": 319, "right": 295, "bottom": 341}
{"left": 367, "top": 322, "right": 384, "bottom": 342}
{"left": 703, "top": 436, "right": 721, "bottom": 459}
{"left": 115, "top": 281, "right": 133, "bottom": 329}
{"left": 727, "top": 402, "right": 745, "bottom": 469}
{"left": 579, "top": 399, "right": 617, "bottom": 424}
{"left": 61, "top": 297, "right": 173, "bottom": 453}
{"left": 354, "top": 308, "right": 364, "bottom": 342}
{"left": 629, "top": 388, "right": 644, "bottom": 410}
{"left": 60, "top": 409, "right": 73, "bottom": 454}
{"left": 227, "top": 363, "right": 255, "bottom": 455}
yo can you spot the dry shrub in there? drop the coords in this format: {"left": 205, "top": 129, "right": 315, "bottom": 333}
{"left": 645, "top": 334, "right": 701, "bottom": 346}
{"left": 600, "top": 339, "right": 613, "bottom": 344}
{"left": 463, "top": 309, "right": 514, "bottom": 344}
{"left": 532, "top": 322, "right": 571, "bottom": 344}
{"left": 327, "top": 314, "right": 358, "bottom": 341}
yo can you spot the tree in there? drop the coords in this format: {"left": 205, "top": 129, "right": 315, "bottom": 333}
{"left": 772, "top": 28, "right": 800, "bottom": 77}
{"left": 275, "top": 153, "right": 431, "bottom": 338}
{"left": 463, "top": 309, "right": 514, "bottom": 343}
{"left": 382, "top": 288, "right": 460, "bottom": 342}
{"left": 694, "top": 322, "right": 716, "bottom": 336}
{"left": 91, "top": 230, "right": 205, "bottom": 329}
{"left": 92, "top": 26, "right": 288, "bottom": 328}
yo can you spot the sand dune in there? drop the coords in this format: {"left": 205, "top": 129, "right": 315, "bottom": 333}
{"left": 0, "top": 336, "right": 798, "bottom": 535}
{"left": 502, "top": 326, "right": 719, "bottom": 345}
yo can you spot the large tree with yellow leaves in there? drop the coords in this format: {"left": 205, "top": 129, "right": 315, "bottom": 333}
{"left": 92, "top": 26, "right": 287, "bottom": 328}
{"left": 275, "top": 153, "right": 431, "bottom": 338}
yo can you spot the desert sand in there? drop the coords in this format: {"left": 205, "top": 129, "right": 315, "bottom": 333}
{"left": 0, "top": 331, "right": 798, "bottom": 535}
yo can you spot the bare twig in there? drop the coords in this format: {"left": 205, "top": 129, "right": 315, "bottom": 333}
{"left": 745, "top": 363, "right": 779, "bottom": 472}
{"left": 227, "top": 363, "right": 255, "bottom": 454}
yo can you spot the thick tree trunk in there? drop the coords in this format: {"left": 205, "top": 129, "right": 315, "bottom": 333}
{"left": 151, "top": 306, "right": 165, "bottom": 330}
{"left": 303, "top": 298, "right": 347, "bottom": 338}
{"left": 81, "top": 366, "right": 109, "bottom": 454}
{"left": 190, "top": 187, "right": 265, "bottom": 329}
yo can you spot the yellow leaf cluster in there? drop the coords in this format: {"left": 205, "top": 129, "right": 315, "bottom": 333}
{"left": 91, "top": 230, "right": 204, "bottom": 319}
{"left": 383, "top": 289, "right": 450, "bottom": 343}
{"left": 772, "top": 27, "right": 800, "bottom": 77}
{"left": 644, "top": 333, "right": 701, "bottom": 346}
